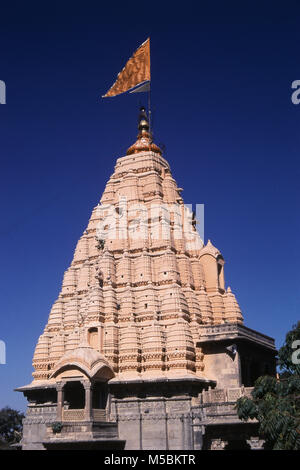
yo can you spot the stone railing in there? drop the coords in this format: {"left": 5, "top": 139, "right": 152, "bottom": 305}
{"left": 92, "top": 409, "right": 106, "bottom": 422}
{"left": 62, "top": 408, "right": 106, "bottom": 422}
{"left": 198, "top": 387, "right": 255, "bottom": 426}
{"left": 202, "top": 387, "right": 253, "bottom": 404}
{"left": 62, "top": 409, "right": 85, "bottom": 421}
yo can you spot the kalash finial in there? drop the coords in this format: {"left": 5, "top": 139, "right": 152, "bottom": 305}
{"left": 138, "top": 106, "right": 150, "bottom": 132}
{"left": 126, "top": 106, "right": 162, "bottom": 155}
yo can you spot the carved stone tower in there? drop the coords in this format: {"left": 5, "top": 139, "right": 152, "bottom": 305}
{"left": 17, "top": 108, "right": 276, "bottom": 450}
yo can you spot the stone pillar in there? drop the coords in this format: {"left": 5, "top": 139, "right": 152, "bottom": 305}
{"left": 183, "top": 415, "right": 192, "bottom": 449}
{"left": 210, "top": 438, "right": 228, "bottom": 450}
{"left": 164, "top": 401, "right": 169, "bottom": 451}
{"left": 181, "top": 416, "right": 185, "bottom": 449}
{"left": 246, "top": 437, "right": 264, "bottom": 450}
{"left": 192, "top": 416, "right": 203, "bottom": 450}
{"left": 83, "top": 382, "right": 92, "bottom": 421}
{"left": 56, "top": 382, "right": 64, "bottom": 421}
{"left": 139, "top": 406, "right": 143, "bottom": 450}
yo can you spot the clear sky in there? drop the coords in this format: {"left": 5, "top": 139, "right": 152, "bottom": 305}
{"left": 0, "top": 1, "right": 299, "bottom": 411}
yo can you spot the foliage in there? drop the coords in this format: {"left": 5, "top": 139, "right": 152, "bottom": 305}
{"left": 236, "top": 322, "right": 300, "bottom": 450}
{"left": 51, "top": 421, "right": 63, "bottom": 433}
{"left": 277, "top": 321, "right": 300, "bottom": 376}
{"left": 0, "top": 407, "right": 24, "bottom": 445}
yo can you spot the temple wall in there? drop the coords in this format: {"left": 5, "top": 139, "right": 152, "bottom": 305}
{"left": 22, "top": 404, "right": 57, "bottom": 450}
{"left": 111, "top": 396, "right": 194, "bottom": 450}
{"left": 201, "top": 344, "right": 241, "bottom": 388}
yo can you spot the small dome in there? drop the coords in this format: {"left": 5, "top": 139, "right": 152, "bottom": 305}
{"left": 50, "top": 343, "right": 114, "bottom": 380}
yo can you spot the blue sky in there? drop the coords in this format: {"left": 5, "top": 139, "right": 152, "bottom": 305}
{"left": 0, "top": 1, "right": 299, "bottom": 411}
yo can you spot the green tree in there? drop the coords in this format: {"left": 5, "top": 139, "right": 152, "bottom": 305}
{"left": 236, "top": 322, "right": 300, "bottom": 450}
{"left": 0, "top": 407, "right": 24, "bottom": 447}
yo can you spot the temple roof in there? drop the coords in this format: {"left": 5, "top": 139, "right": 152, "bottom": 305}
{"left": 30, "top": 108, "right": 245, "bottom": 384}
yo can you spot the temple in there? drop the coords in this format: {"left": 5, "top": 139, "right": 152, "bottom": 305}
{"left": 17, "top": 108, "right": 276, "bottom": 450}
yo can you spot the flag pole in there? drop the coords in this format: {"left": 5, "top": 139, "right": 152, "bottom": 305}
{"left": 148, "top": 37, "right": 152, "bottom": 137}
{"left": 148, "top": 84, "right": 152, "bottom": 137}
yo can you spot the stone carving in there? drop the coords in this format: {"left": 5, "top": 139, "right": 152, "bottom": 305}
{"left": 227, "top": 388, "right": 242, "bottom": 402}
{"left": 246, "top": 437, "right": 265, "bottom": 450}
{"left": 210, "top": 438, "right": 228, "bottom": 450}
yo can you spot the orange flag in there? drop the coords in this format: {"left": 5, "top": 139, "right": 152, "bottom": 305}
{"left": 102, "top": 38, "right": 150, "bottom": 98}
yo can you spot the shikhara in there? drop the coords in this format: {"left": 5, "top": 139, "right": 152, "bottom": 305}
{"left": 17, "top": 108, "right": 276, "bottom": 450}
